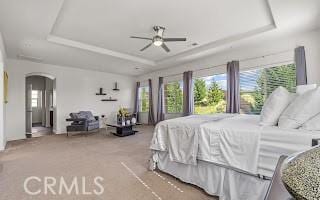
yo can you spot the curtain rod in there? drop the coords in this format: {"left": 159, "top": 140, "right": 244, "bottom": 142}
{"left": 139, "top": 49, "right": 293, "bottom": 81}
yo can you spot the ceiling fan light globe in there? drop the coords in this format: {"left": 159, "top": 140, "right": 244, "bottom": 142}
{"left": 153, "top": 40, "right": 163, "bottom": 46}
{"left": 153, "top": 36, "right": 163, "bottom": 46}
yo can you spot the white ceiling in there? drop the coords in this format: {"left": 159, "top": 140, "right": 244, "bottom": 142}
{"left": 0, "top": 0, "right": 319, "bottom": 76}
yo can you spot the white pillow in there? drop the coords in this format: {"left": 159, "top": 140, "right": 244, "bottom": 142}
{"left": 260, "top": 86, "right": 292, "bottom": 126}
{"left": 301, "top": 113, "right": 320, "bottom": 131}
{"left": 296, "top": 84, "right": 317, "bottom": 95}
{"left": 278, "top": 87, "right": 320, "bottom": 129}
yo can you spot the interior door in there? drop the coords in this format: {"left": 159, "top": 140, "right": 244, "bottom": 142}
{"left": 26, "top": 83, "right": 32, "bottom": 133}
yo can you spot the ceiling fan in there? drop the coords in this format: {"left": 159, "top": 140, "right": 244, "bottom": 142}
{"left": 130, "top": 26, "right": 187, "bottom": 52}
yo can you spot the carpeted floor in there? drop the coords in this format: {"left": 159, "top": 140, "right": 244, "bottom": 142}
{"left": 0, "top": 126, "right": 217, "bottom": 200}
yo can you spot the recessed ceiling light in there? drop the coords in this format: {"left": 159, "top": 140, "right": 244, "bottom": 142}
{"left": 135, "top": 67, "right": 140, "bottom": 70}
{"left": 192, "top": 43, "right": 198, "bottom": 46}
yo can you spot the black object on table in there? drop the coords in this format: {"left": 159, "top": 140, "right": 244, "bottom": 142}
{"left": 106, "top": 123, "right": 141, "bottom": 137}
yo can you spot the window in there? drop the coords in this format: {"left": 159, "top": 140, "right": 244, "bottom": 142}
{"left": 138, "top": 86, "right": 149, "bottom": 112}
{"left": 194, "top": 73, "right": 227, "bottom": 114}
{"left": 240, "top": 63, "right": 296, "bottom": 114}
{"left": 164, "top": 81, "right": 183, "bottom": 113}
{"left": 31, "top": 90, "right": 40, "bottom": 108}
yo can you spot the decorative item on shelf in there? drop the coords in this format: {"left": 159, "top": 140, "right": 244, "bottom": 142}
{"left": 113, "top": 82, "right": 120, "bottom": 91}
{"left": 96, "top": 88, "right": 106, "bottom": 95}
{"left": 101, "top": 96, "right": 117, "bottom": 101}
{"left": 281, "top": 146, "right": 320, "bottom": 199}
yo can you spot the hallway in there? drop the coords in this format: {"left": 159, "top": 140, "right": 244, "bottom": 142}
{"left": 31, "top": 123, "right": 53, "bottom": 137}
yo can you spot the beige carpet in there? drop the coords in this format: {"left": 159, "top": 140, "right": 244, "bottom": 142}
{"left": 0, "top": 126, "right": 217, "bottom": 200}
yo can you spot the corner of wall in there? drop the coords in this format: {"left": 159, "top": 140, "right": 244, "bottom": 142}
{"left": 0, "top": 32, "right": 7, "bottom": 150}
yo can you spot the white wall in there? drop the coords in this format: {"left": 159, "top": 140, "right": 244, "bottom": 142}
{"left": 137, "top": 29, "right": 320, "bottom": 123}
{"left": 0, "top": 32, "right": 5, "bottom": 150}
{"left": 5, "top": 59, "right": 135, "bottom": 141}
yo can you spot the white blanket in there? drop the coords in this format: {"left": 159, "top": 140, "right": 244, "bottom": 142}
{"left": 150, "top": 114, "right": 234, "bottom": 165}
{"left": 198, "top": 115, "right": 262, "bottom": 174}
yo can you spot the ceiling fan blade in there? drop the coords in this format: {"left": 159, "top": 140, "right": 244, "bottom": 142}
{"left": 140, "top": 43, "right": 152, "bottom": 51}
{"left": 163, "top": 38, "right": 187, "bottom": 42}
{"left": 161, "top": 43, "right": 170, "bottom": 52}
{"left": 130, "top": 36, "right": 152, "bottom": 40}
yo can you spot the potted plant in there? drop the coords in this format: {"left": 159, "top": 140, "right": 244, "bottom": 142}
{"left": 117, "top": 107, "right": 130, "bottom": 124}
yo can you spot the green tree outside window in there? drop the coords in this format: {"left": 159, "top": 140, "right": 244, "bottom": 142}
{"left": 165, "top": 82, "right": 183, "bottom": 113}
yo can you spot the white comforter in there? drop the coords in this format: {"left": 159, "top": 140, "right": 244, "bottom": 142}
{"left": 150, "top": 114, "right": 234, "bottom": 165}
{"left": 151, "top": 114, "right": 320, "bottom": 177}
{"left": 198, "top": 115, "right": 262, "bottom": 174}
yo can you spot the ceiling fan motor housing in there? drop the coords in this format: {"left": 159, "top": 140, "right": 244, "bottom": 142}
{"left": 153, "top": 26, "right": 165, "bottom": 37}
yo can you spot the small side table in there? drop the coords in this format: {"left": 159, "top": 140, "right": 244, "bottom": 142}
{"left": 100, "top": 117, "right": 108, "bottom": 128}
{"left": 106, "top": 123, "right": 141, "bottom": 137}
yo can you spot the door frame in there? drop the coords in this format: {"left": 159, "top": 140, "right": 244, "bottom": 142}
{"left": 25, "top": 72, "right": 57, "bottom": 136}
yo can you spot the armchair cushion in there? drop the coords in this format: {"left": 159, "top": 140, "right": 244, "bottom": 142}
{"left": 70, "top": 113, "right": 80, "bottom": 119}
{"left": 79, "top": 111, "right": 96, "bottom": 121}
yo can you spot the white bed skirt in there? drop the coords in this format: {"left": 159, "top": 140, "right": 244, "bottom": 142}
{"left": 154, "top": 152, "right": 270, "bottom": 200}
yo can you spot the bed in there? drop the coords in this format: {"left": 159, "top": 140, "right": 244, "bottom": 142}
{"left": 149, "top": 114, "right": 320, "bottom": 200}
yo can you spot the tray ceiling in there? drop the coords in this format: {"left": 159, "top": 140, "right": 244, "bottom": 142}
{"left": 0, "top": 0, "right": 319, "bottom": 75}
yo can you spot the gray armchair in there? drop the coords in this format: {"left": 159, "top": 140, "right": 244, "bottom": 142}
{"left": 66, "top": 111, "right": 99, "bottom": 136}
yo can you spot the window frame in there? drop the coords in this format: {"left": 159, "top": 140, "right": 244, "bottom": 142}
{"left": 31, "top": 90, "right": 40, "bottom": 108}
{"left": 164, "top": 81, "right": 183, "bottom": 114}
{"left": 138, "top": 86, "right": 149, "bottom": 113}
{"left": 239, "top": 61, "right": 296, "bottom": 115}
{"left": 193, "top": 72, "right": 227, "bottom": 115}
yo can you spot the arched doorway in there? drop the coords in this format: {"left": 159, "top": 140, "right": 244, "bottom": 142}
{"left": 25, "top": 73, "right": 56, "bottom": 138}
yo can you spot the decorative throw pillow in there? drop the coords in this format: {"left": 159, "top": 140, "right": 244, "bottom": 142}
{"left": 79, "top": 111, "right": 96, "bottom": 121}
{"left": 70, "top": 113, "right": 80, "bottom": 119}
{"left": 260, "top": 86, "right": 293, "bottom": 126}
{"left": 296, "top": 84, "right": 317, "bottom": 95}
{"left": 301, "top": 113, "right": 320, "bottom": 131}
{"left": 278, "top": 87, "right": 320, "bottom": 129}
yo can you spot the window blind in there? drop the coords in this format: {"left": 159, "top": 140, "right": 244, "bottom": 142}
{"left": 240, "top": 63, "right": 296, "bottom": 114}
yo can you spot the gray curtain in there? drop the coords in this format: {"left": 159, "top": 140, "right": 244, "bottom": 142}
{"left": 133, "top": 82, "right": 140, "bottom": 122}
{"left": 148, "top": 79, "right": 156, "bottom": 125}
{"left": 157, "top": 77, "right": 165, "bottom": 123}
{"left": 183, "top": 71, "right": 194, "bottom": 116}
{"left": 295, "top": 46, "right": 307, "bottom": 85}
{"left": 226, "top": 61, "right": 240, "bottom": 113}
